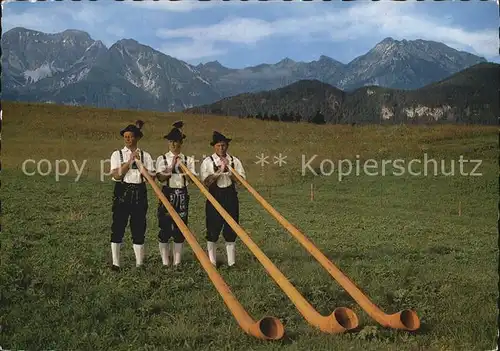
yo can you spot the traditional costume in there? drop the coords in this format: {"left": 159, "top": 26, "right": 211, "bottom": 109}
{"left": 109, "top": 120, "right": 156, "bottom": 270}
{"left": 156, "top": 122, "right": 196, "bottom": 266}
{"left": 200, "top": 131, "right": 246, "bottom": 267}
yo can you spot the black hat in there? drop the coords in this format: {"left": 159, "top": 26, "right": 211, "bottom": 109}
{"left": 172, "top": 120, "right": 184, "bottom": 129}
{"left": 210, "top": 131, "right": 232, "bottom": 146}
{"left": 120, "top": 120, "right": 144, "bottom": 138}
{"left": 164, "top": 128, "right": 186, "bottom": 141}
{"left": 164, "top": 121, "right": 186, "bottom": 141}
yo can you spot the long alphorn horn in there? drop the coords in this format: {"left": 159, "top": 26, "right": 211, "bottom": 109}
{"left": 135, "top": 160, "right": 285, "bottom": 340}
{"left": 227, "top": 165, "right": 420, "bottom": 331}
{"left": 178, "top": 162, "right": 359, "bottom": 334}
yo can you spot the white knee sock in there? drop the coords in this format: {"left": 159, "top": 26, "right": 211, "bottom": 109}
{"left": 207, "top": 241, "right": 217, "bottom": 266}
{"left": 173, "top": 243, "right": 183, "bottom": 265}
{"left": 226, "top": 242, "right": 235, "bottom": 266}
{"left": 133, "top": 244, "right": 144, "bottom": 267}
{"left": 159, "top": 242, "right": 170, "bottom": 266}
{"left": 111, "top": 242, "right": 121, "bottom": 267}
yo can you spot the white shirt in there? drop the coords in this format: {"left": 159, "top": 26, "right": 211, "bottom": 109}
{"left": 110, "top": 147, "right": 156, "bottom": 184}
{"left": 200, "top": 153, "right": 246, "bottom": 188}
{"left": 156, "top": 151, "right": 196, "bottom": 188}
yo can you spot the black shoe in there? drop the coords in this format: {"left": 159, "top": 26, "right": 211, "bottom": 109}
{"left": 111, "top": 265, "right": 120, "bottom": 272}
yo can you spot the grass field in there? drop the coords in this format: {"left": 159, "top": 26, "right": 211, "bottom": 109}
{"left": 1, "top": 101, "right": 498, "bottom": 350}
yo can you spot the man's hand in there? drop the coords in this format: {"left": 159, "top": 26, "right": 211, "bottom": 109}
{"left": 172, "top": 155, "right": 185, "bottom": 173}
{"left": 162, "top": 165, "right": 173, "bottom": 176}
{"left": 219, "top": 157, "right": 229, "bottom": 172}
{"left": 204, "top": 168, "right": 224, "bottom": 187}
{"left": 113, "top": 150, "right": 138, "bottom": 180}
{"left": 128, "top": 150, "right": 140, "bottom": 164}
{"left": 156, "top": 162, "right": 172, "bottom": 182}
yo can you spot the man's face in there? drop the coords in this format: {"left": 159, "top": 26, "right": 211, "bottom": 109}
{"left": 123, "top": 132, "right": 137, "bottom": 147}
{"left": 214, "top": 141, "right": 228, "bottom": 156}
{"left": 169, "top": 140, "right": 182, "bottom": 153}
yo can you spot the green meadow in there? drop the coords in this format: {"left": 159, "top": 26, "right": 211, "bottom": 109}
{"left": 1, "top": 101, "right": 498, "bottom": 350}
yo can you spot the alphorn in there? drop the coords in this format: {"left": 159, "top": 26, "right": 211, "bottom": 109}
{"left": 135, "top": 160, "right": 285, "bottom": 340}
{"left": 227, "top": 165, "right": 420, "bottom": 331}
{"left": 178, "top": 162, "right": 359, "bottom": 334}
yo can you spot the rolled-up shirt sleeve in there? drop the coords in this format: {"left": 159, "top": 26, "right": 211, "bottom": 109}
{"left": 144, "top": 152, "right": 156, "bottom": 175}
{"left": 233, "top": 157, "right": 246, "bottom": 180}
{"left": 187, "top": 156, "right": 197, "bottom": 176}
{"left": 110, "top": 151, "right": 121, "bottom": 172}
{"left": 200, "top": 158, "right": 213, "bottom": 182}
{"left": 156, "top": 155, "right": 166, "bottom": 174}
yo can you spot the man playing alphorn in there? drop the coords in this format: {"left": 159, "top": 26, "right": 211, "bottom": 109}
{"left": 200, "top": 131, "right": 246, "bottom": 268}
{"left": 109, "top": 120, "right": 156, "bottom": 270}
{"left": 156, "top": 121, "right": 196, "bottom": 267}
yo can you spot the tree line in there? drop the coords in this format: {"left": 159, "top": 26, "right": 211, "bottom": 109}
{"left": 237, "top": 110, "right": 327, "bottom": 124}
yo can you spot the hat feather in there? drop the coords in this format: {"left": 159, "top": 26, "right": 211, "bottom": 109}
{"left": 135, "top": 120, "right": 145, "bottom": 129}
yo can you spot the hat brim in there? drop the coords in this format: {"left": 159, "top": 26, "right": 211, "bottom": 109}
{"left": 120, "top": 129, "right": 143, "bottom": 138}
{"left": 164, "top": 134, "right": 186, "bottom": 141}
{"left": 210, "top": 138, "right": 231, "bottom": 146}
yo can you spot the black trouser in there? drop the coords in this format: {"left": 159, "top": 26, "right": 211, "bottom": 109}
{"left": 158, "top": 186, "right": 189, "bottom": 243}
{"left": 205, "top": 185, "right": 239, "bottom": 242}
{"left": 111, "top": 182, "right": 148, "bottom": 245}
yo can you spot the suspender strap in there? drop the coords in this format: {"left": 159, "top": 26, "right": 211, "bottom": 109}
{"left": 162, "top": 154, "right": 170, "bottom": 188}
{"left": 117, "top": 150, "right": 124, "bottom": 183}
{"left": 140, "top": 150, "right": 145, "bottom": 183}
{"left": 210, "top": 155, "right": 218, "bottom": 171}
{"left": 183, "top": 155, "right": 187, "bottom": 187}
{"left": 230, "top": 156, "right": 236, "bottom": 189}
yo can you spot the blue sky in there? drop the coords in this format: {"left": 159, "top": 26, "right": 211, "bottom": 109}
{"left": 2, "top": 0, "right": 499, "bottom": 68}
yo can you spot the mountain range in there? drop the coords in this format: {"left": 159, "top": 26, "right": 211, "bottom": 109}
{"left": 1, "top": 27, "right": 488, "bottom": 114}
{"left": 185, "top": 62, "right": 499, "bottom": 125}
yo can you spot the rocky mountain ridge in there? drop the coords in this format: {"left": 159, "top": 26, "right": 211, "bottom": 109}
{"left": 1, "top": 27, "right": 487, "bottom": 112}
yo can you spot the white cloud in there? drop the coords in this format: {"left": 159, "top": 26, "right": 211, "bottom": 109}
{"left": 2, "top": 4, "right": 110, "bottom": 34}
{"left": 68, "top": 5, "right": 113, "bottom": 26}
{"left": 3, "top": 11, "right": 54, "bottom": 32}
{"left": 2, "top": 3, "right": 126, "bottom": 47}
{"left": 158, "top": 17, "right": 274, "bottom": 44}
{"left": 160, "top": 40, "right": 226, "bottom": 61}
{"left": 2, "top": 3, "right": 78, "bottom": 34}
{"left": 127, "top": 0, "right": 218, "bottom": 13}
{"left": 156, "top": 2, "right": 498, "bottom": 60}
{"left": 106, "top": 25, "right": 126, "bottom": 38}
